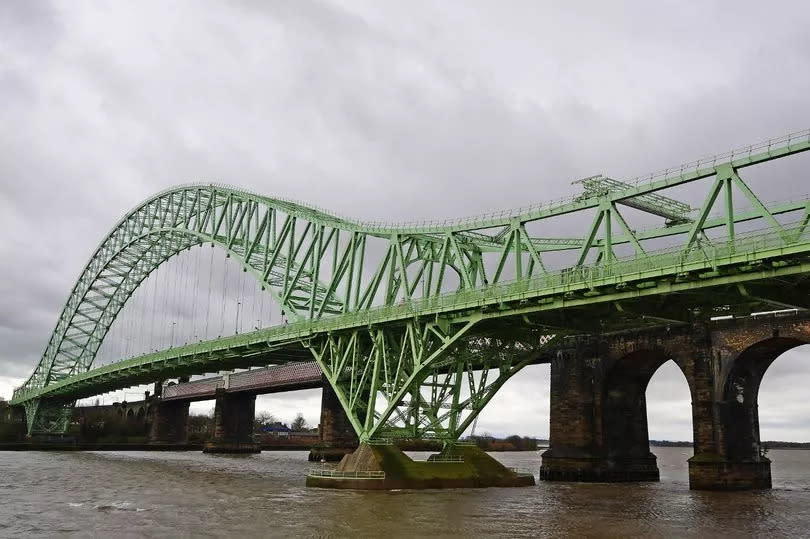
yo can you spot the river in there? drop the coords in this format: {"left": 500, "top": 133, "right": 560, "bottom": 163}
{"left": 1, "top": 448, "right": 809, "bottom": 537}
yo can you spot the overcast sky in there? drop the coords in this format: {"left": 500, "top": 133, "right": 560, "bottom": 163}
{"left": 1, "top": 1, "right": 809, "bottom": 441}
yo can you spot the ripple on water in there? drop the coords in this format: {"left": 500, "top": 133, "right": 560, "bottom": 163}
{"left": 94, "top": 501, "right": 148, "bottom": 512}
{"left": 0, "top": 448, "right": 808, "bottom": 537}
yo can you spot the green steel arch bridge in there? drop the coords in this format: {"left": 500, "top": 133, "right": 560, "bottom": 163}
{"left": 10, "top": 130, "right": 810, "bottom": 445}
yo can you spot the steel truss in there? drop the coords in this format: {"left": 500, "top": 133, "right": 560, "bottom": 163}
{"left": 11, "top": 129, "right": 810, "bottom": 439}
{"left": 308, "top": 317, "right": 557, "bottom": 443}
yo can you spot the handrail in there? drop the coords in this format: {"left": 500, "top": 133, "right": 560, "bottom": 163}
{"left": 307, "top": 469, "right": 385, "bottom": 479}
{"left": 12, "top": 217, "right": 810, "bottom": 408}
{"left": 128, "top": 129, "right": 810, "bottom": 233}
{"left": 13, "top": 218, "right": 810, "bottom": 404}
{"left": 507, "top": 467, "right": 534, "bottom": 476}
{"left": 426, "top": 455, "right": 465, "bottom": 462}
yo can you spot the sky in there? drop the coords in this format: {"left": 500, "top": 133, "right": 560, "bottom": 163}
{"left": 1, "top": 0, "right": 809, "bottom": 440}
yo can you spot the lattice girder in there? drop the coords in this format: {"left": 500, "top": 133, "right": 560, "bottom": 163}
{"left": 11, "top": 129, "right": 810, "bottom": 438}
{"left": 308, "top": 317, "right": 558, "bottom": 443}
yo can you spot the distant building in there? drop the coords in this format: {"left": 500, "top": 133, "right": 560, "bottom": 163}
{"left": 261, "top": 422, "right": 291, "bottom": 438}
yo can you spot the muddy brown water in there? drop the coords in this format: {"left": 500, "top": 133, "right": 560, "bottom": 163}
{"left": 1, "top": 448, "right": 809, "bottom": 537}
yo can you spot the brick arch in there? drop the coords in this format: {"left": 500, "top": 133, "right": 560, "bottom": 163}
{"left": 723, "top": 336, "right": 807, "bottom": 403}
{"left": 601, "top": 347, "right": 694, "bottom": 462}
{"left": 721, "top": 336, "right": 808, "bottom": 462}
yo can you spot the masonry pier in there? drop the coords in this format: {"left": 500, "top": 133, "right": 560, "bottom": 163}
{"left": 308, "top": 376, "right": 359, "bottom": 462}
{"left": 538, "top": 316, "right": 810, "bottom": 490}
{"left": 148, "top": 382, "right": 189, "bottom": 445}
{"left": 203, "top": 388, "right": 261, "bottom": 454}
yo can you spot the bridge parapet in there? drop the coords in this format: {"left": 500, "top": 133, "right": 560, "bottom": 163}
{"left": 161, "top": 362, "right": 323, "bottom": 401}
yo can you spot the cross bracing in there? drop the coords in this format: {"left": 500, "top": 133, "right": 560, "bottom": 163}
{"left": 11, "top": 129, "right": 810, "bottom": 441}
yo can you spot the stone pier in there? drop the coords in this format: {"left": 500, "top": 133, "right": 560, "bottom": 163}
{"left": 309, "top": 376, "right": 359, "bottom": 462}
{"left": 538, "top": 315, "right": 810, "bottom": 490}
{"left": 148, "top": 382, "right": 189, "bottom": 444}
{"left": 148, "top": 401, "right": 190, "bottom": 444}
{"left": 203, "top": 388, "right": 260, "bottom": 454}
{"left": 538, "top": 340, "right": 660, "bottom": 482}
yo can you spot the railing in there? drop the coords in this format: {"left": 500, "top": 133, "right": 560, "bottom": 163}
{"left": 307, "top": 469, "right": 385, "bottom": 479}
{"left": 367, "top": 438, "right": 395, "bottom": 445}
{"left": 426, "top": 455, "right": 465, "bottom": 463}
{"left": 271, "top": 218, "right": 809, "bottom": 336}
{"left": 13, "top": 218, "right": 810, "bottom": 404}
{"left": 507, "top": 467, "right": 535, "bottom": 477}
{"left": 138, "top": 129, "right": 810, "bottom": 232}
{"left": 625, "top": 128, "right": 810, "bottom": 187}
{"left": 14, "top": 129, "right": 810, "bottom": 402}
{"left": 161, "top": 361, "right": 322, "bottom": 400}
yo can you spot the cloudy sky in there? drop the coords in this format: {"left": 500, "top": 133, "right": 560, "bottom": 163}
{"left": 1, "top": 1, "right": 809, "bottom": 441}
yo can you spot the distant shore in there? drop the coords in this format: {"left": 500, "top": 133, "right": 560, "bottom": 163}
{"left": 0, "top": 440, "right": 807, "bottom": 452}
{"left": 649, "top": 440, "right": 810, "bottom": 449}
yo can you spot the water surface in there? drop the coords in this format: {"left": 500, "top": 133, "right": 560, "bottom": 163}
{"left": 2, "top": 448, "right": 809, "bottom": 537}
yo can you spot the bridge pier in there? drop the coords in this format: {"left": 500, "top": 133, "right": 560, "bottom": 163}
{"left": 203, "top": 388, "right": 260, "bottom": 454}
{"left": 539, "top": 344, "right": 659, "bottom": 482}
{"left": 148, "top": 398, "right": 190, "bottom": 445}
{"left": 685, "top": 324, "right": 779, "bottom": 490}
{"left": 539, "top": 323, "right": 789, "bottom": 490}
{"left": 309, "top": 376, "right": 359, "bottom": 462}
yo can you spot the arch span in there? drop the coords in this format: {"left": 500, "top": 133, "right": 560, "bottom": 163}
{"left": 13, "top": 132, "right": 810, "bottom": 444}
{"left": 602, "top": 349, "right": 694, "bottom": 465}
{"left": 15, "top": 185, "right": 485, "bottom": 404}
{"left": 721, "top": 336, "right": 808, "bottom": 462}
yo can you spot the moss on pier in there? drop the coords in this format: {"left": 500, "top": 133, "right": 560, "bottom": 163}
{"left": 307, "top": 442, "right": 535, "bottom": 490}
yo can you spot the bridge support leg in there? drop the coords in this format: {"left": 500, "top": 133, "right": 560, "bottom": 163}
{"left": 687, "top": 405, "right": 772, "bottom": 490}
{"left": 26, "top": 399, "right": 74, "bottom": 442}
{"left": 148, "top": 399, "right": 190, "bottom": 445}
{"left": 309, "top": 375, "right": 359, "bottom": 462}
{"left": 687, "top": 341, "right": 770, "bottom": 490}
{"left": 539, "top": 348, "right": 659, "bottom": 482}
{"left": 203, "top": 389, "right": 260, "bottom": 454}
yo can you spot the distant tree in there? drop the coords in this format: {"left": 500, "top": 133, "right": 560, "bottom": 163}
{"left": 254, "top": 411, "right": 278, "bottom": 432}
{"left": 291, "top": 413, "right": 307, "bottom": 432}
{"left": 186, "top": 413, "right": 214, "bottom": 443}
{"left": 505, "top": 435, "right": 522, "bottom": 448}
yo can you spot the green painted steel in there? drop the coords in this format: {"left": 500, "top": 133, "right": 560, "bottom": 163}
{"left": 11, "top": 129, "right": 810, "bottom": 441}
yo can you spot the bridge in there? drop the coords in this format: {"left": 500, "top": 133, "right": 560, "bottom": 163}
{"left": 159, "top": 362, "right": 323, "bottom": 402}
{"left": 9, "top": 129, "right": 810, "bottom": 489}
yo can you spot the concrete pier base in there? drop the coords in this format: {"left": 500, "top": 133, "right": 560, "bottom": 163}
{"left": 203, "top": 389, "right": 260, "bottom": 454}
{"left": 306, "top": 443, "right": 535, "bottom": 490}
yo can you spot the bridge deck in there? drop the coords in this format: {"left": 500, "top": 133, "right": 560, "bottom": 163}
{"left": 161, "top": 362, "right": 323, "bottom": 401}
{"left": 12, "top": 131, "right": 810, "bottom": 419}
{"left": 12, "top": 219, "right": 810, "bottom": 406}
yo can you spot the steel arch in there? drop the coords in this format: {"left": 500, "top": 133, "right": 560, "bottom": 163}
{"left": 11, "top": 128, "right": 810, "bottom": 440}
